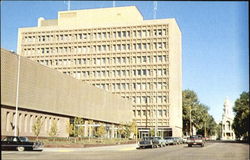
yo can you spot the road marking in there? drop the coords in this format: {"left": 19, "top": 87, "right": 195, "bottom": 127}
{"left": 58, "top": 149, "right": 74, "bottom": 152}
{"left": 119, "top": 147, "right": 137, "bottom": 151}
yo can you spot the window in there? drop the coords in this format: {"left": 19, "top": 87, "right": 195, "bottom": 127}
{"left": 127, "top": 44, "right": 130, "bottom": 50}
{"left": 142, "top": 69, "right": 147, "bottom": 76}
{"left": 133, "top": 70, "right": 136, "bottom": 76}
{"left": 117, "top": 44, "right": 121, "bottom": 51}
{"left": 133, "top": 83, "right": 136, "bottom": 90}
{"left": 159, "top": 110, "right": 163, "bottom": 117}
{"left": 122, "top": 70, "right": 126, "bottom": 76}
{"left": 118, "top": 31, "right": 121, "bottom": 38}
{"left": 122, "top": 44, "right": 126, "bottom": 51}
{"left": 122, "top": 57, "right": 126, "bottom": 63}
{"left": 138, "top": 43, "right": 142, "bottom": 50}
{"left": 98, "top": 33, "right": 101, "bottom": 39}
{"left": 122, "top": 31, "right": 126, "bottom": 37}
{"left": 137, "top": 70, "right": 141, "bottom": 76}
{"left": 137, "top": 110, "right": 141, "bottom": 116}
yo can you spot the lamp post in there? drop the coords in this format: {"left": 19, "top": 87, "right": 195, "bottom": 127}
{"left": 189, "top": 105, "right": 192, "bottom": 136}
{"left": 155, "top": 69, "right": 158, "bottom": 137}
{"left": 145, "top": 96, "right": 148, "bottom": 129}
{"left": 14, "top": 55, "right": 21, "bottom": 136}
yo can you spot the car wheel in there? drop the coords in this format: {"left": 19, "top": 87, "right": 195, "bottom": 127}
{"left": 188, "top": 144, "right": 192, "bottom": 147}
{"left": 17, "top": 146, "right": 25, "bottom": 151}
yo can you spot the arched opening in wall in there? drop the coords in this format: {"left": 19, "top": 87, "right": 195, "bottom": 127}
{"left": 12, "top": 113, "right": 16, "bottom": 131}
{"left": 6, "top": 112, "right": 10, "bottom": 132}
{"left": 44, "top": 117, "right": 48, "bottom": 133}
{"left": 24, "top": 114, "right": 28, "bottom": 132}
{"left": 18, "top": 113, "right": 22, "bottom": 133}
{"left": 30, "top": 115, "right": 33, "bottom": 133}
{"left": 226, "top": 121, "right": 230, "bottom": 130}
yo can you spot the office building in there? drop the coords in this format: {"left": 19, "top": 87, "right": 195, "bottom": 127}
{"left": 17, "top": 6, "right": 182, "bottom": 137}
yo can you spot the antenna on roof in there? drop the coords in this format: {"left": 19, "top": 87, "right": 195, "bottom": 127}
{"left": 64, "top": 0, "right": 71, "bottom": 11}
{"left": 153, "top": 1, "right": 157, "bottom": 19}
{"left": 68, "top": 0, "right": 71, "bottom": 11}
{"left": 113, "top": 1, "right": 116, "bottom": 7}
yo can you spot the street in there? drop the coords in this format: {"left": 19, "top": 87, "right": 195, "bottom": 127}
{"left": 2, "top": 141, "right": 249, "bottom": 160}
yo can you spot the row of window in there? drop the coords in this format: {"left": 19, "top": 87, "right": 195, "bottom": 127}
{"left": 5, "top": 111, "right": 59, "bottom": 133}
{"left": 64, "top": 68, "right": 168, "bottom": 79}
{"left": 37, "top": 55, "right": 168, "bottom": 67}
{"left": 132, "top": 96, "right": 169, "bottom": 104}
{"left": 93, "top": 82, "right": 169, "bottom": 91}
{"left": 23, "top": 29, "right": 168, "bottom": 43}
{"left": 23, "top": 42, "right": 168, "bottom": 55}
{"left": 133, "top": 109, "right": 169, "bottom": 117}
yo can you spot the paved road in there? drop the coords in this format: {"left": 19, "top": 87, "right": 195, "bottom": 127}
{"left": 2, "top": 141, "right": 249, "bottom": 160}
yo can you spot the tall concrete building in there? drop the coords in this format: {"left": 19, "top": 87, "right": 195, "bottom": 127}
{"left": 17, "top": 6, "right": 182, "bottom": 137}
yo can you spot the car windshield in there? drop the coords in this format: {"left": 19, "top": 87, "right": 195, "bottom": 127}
{"left": 143, "top": 137, "right": 153, "bottom": 140}
{"left": 189, "top": 136, "right": 202, "bottom": 139}
{"left": 19, "top": 137, "right": 29, "bottom": 142}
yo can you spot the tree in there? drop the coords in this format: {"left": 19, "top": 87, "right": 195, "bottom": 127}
{"left": 66, "top": 120, "right": 74, "bottom": 139}
{"left": 149, "top": 128, "right": 155, "bottom": 137}
{"left": 130, "top": 121, "right": 138, "bottom": 140}
{"left": 88, "top": 120, "right": 94, "bottom": 138}
{"left": 182, "top": 90, "right": 199, "bottom": 135}
{"left": 73, "top": 117, "right": 84, "bottom": 137}
{"left": 117, "top": 123, "right": 130, "bottom": 138}
{"left": 32, "top": 117, "right": 43, "bottom": 140}
{"left": 232, "top": 91, "right": 249, "bottom": 141}
{"left": 96, "top": 125, "right": 106, "bottom": 138}
{"left": 48, "top": 120, "right": 58, "bottom": 138}
{"left": 182, "top": 90, "right": 217, "bottom": 137}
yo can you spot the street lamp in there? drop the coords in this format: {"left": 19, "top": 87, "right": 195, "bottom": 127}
{"left": 14, "top": 54, "right": 21, "bottom": 136}
{"left": 145, "top": 96, "right": 148, "bottom": 129}
{"left": 154, "top": 68, "right": 159, "bottom": 137}
{"left": 189, "top": 105, "right": 192, "bottom": 136}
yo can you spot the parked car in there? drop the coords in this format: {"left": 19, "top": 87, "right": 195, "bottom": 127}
{"left": 1, "top": 136, "right": 43, "bottom": 151}
{"left": 174, "top": 137, "right": 183, "bottom": 144}
{"left": 164, "top": 137, "right": 176, "bottom": 145}
{"left": 182, "top": 136, "right": 188, "bottom": 143}
{"left": 138, "top": 136, "right": 166, "bottom": 148}
{"left": 187, "top": 135, "right": 205, "bottom": 147}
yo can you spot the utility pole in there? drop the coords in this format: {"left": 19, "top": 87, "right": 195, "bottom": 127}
{"left": 146, "top": 97, "right": 148, "bottom": 129}
{"left": 204, "top": 121, "right": 206, "bottom": 138}
{"left": 14, "top": 55, "right": 21, "bottom": 136}
{"left": 153, "top": 0, "right": 158, "bottom": 137}
{"left": 68, "top": 0, "right": 71, "bottom": 11}
{"left": 189, "top": 105, "right": 192, "bottom": 136}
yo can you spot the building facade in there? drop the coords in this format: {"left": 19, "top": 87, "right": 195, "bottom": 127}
{"left": 221, "top": 98, "right": 235, "bottom": 140}
{"left": 17, "top": 6, "right": 182, "bottom": 137}
{"left": 1, "top": 48, "right": 132, "bottom": 138}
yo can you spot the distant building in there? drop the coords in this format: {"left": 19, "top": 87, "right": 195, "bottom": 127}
{"left": 17, "top": 6, "right": 182, "bottom": 137}
{"left": 221, "top": 98, "right": 235, "bottom": 140}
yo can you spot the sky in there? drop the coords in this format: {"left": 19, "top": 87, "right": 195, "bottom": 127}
{"left": 1, "top": 1, "right": 249, "bottom": 123}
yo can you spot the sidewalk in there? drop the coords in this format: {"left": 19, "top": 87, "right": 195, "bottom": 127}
{"left": 43, "top": 143, "right": 138, "bottom": 152}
